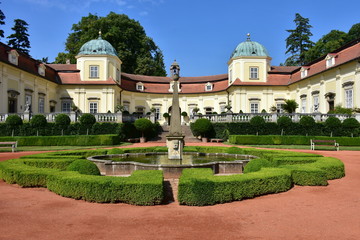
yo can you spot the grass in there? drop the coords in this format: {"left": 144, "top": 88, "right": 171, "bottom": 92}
{"left": 247, "top": 145, "right": 360, "bottom": 151}
{"left": 0, "top": 143, "right": 131, "bottom": 152}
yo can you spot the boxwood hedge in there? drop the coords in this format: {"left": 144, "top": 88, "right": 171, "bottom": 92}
{"left": 0, "top": 146, "right": 345, "bottom": 206}
{"left": 0, "top": 150, "right": 164, "bottom": 205}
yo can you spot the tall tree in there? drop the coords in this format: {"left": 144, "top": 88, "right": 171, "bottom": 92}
{"left": 55, "top": 12, "right": 166, "bottom": 76}
{"left": 7, "top": 19, "right": 31, "bottom": 55}
{"left": 0, "top": 2, "right": 5, "bottom": 39}
{"left": 304, "top": 30, "right": 347, "bottom": 63}
{"left": 285, "top": 13, "right": 314, "bottom": 66}
{"left": 346, "top": 23, "right": 360, "bottom": 42}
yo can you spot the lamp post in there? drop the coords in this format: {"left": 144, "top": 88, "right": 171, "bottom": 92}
{"left": 166, "top": 60, "right": 185, "bottom": 160}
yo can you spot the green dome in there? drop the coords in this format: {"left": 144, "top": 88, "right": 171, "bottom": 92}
{"left": 78, "top": 35, "right": 118, "bottom": 56}
{"left": 230, "top": 35, "right": 269, "bottom": 59}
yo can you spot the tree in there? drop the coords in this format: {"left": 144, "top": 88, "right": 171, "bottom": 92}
{"left": 134, "top": 118, "right": 153, "bottom": 140}
{"left": 283, "top": 99, "right": 299, "bottom": 113}
{"left": 7, "top": 19, "right": 31, "bottom": 55}
{"left": 55, "top": 12, "right": 166, "bottom": 76}
{"left": 346, "top": 23, "right": 360, "bottom": 42}
{"left": 304, "top": 30, "right": 347, "bottom": 63}
{"left": 285, "top": 13, "right": 314, "bottom": 66}
{"left": 0, "top": 2, "right": 5, "bottom": 39}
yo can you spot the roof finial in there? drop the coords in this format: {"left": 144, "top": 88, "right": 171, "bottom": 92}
{"left": 247, "top": 33, "right": 251, "bottom": 41}
{"left": 98, "top": 30, "right": 102, "bottom": 39}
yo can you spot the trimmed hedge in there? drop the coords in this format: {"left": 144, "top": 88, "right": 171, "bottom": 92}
{"left": 178, "top": 147, "right": 345, "bottom": 205}
{"left": 0, "top": 150, "right": 164, "bottom": 205}
{"left": 229, "top": 135, "right": 360, "bottom": 146}
{"left": 66, "top": 160, "right": 101, "bottom": 175}
{"left": 178, "top": 168, "right": 292, "bottom": 206}
{"left": 0, "top": 135, "right": 121, "bottom": 146}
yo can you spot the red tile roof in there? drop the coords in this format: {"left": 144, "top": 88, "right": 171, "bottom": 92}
{"left": 59, "top": 72, "right": 117, "bottom": 85}
{"left": 47, "top": 64, "right": 78, "bottom": 71}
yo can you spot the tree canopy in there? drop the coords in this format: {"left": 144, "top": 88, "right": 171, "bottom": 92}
{"left": 285, "top": 13, "right": 314, "bottom": 66}
{"left": 7, "top": 19, "right": 31, "bottom": 55}
{"left": 304, "top": 23, "right": 360, "bottom": 63}
{"left": 0, "top": 2, "right": 5, "bottom": 39}
{"left": 55, "top": 12, "right": 166, "bottom": 76}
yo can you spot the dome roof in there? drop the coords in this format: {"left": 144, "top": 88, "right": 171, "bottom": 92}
{"left": 230, "top": 34, "right": 269, "bottom": 59}
{"left": 78, "top": 34, "right": 118, "bottom": 56}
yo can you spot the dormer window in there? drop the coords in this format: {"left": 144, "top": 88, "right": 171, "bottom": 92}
{"left": 38, "top": 64, "right": 46, "bottom": 76}
{"left": 301, "top": 67, "right": 309, "bottom": 78}
{"left": 136, "top": 82, "right": 144, "bottom": 91}
{"left": 205, "top": 82, "right": 213, "bottom": 91}
{"left": 326, "top": 54, "right": 336, "bottom": 68}
{"left": 250, "top": 67, "right": 259, "bottom": 79}
{"left": 89, "top": 65, "right": 99, "bottom": 78}
{"left": 8, "top": 49, "right": 19, "bottom": 65}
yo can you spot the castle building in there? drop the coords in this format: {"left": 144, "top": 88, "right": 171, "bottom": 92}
{"left": 1, "top": 33, "right": 360, "bottom": 124}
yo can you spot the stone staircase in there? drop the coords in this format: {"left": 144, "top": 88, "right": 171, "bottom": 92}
{"left": 152, "top": 125, "right": 201, "bottom": 143}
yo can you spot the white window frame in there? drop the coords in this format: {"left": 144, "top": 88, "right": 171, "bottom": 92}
{"left": 276, "top": 103, "right": 285, "bottom": 113}
{"left": 205, "top": 82, "right": 213, "bottom": 91}
{"left": 136, "top": 106, "right": 145, "bottom": 115}
{"left": 89, "top": 102, "right": 98, "bottom": 113}
{"left": 301, "top": 67, "right": 308, "bottom": 78}
{"left": 250, "top": 67, "right": 259, "bottom": 79}
{"left": 301, "top": 98, "right": 307, "bottom": 113}
{"left": 89, "top": 65, "right": 99, "bottom": 78}
{"left": 204, "top": 107, "right": 213, "bottom": 115}
{"left": 136, "top": 82, "right": 144, "bottom": 91}
{"left": 250, "top": 103, "right": 259, "bottom": 113}
{"left": 326, "top": 55, "right": 335, "bottom": 68}
{"left": 313, "top": 95, "right": 319, "bottom": 112}
{"left": 155, "top": 107, "right": 161, "bottom": 121}
{"left": 38, "top": 64, "right": 46, "bottom": 76}
{"left": 61, "top": 101, "right": 71, "bottom": 113}
{"left": 345, "top": 88, "right": 353, "bottom": 109}
{"left": 8, "top": 50, "right": 19, "bottom": 65}
{"left": 38, "top": 97, "right": 45, "bottom": 113}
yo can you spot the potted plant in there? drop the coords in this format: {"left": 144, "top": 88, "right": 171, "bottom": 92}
{"left": 134, "top": 118, "right": 153, "bottom": 143}
{"left": 191, "top": 118, "right": 213, "bottom": 142}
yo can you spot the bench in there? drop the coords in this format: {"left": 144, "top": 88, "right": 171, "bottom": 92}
{"left": 210, "top": 138, "right": 224, "bottom": 143}
{"left": 310, "top": 139, "right": 339, "bottom": 151}
{"left": 0, "top": 141, "right": 18, "bottom": 153}
{"left": 126, "top": 138, "right": 140, "bottom": 143}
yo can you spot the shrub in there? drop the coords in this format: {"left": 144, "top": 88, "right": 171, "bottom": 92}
{"left": 30, "top": 114, "right": 47, "bottom": 128}
{"left": 191, "top": 118, "right": 213, "bottom": 138}
{"left": 243, "top": 158, "right": 273, "bottom": 173}
{"left": 181, "top": 111, "right": 188, "bottom": 117}
{"left": 163, "top": 113, "right": 170, "bottom": 118}
{"left": 277, "top": 116, "right": 292, "bottom": 128}
{"left": 55, "top": 114, "right": 71, "bottom": 128}
{"left": 299, "top": 116, "right": 315, "bottom": 127}
{"left": 283, "top": 99, "right": 299, "bottom": 113}
{"left": 325, "top": 116, "right": 342, "bottom": 128}
{"left": 134, "top": 118, "right": 153, "bottom": 138}
{"left": 342, "top": 118, "right": 360, "bottom": 129}
{"left": 79, "top": 113, "right": 96, "bottom": 126}
{"left": 66, "top": 160, "right": 101, "bottom": 175}
{"left": 5, "top": 115, "right": 23, "bottom": 128}
{"left": 249, "top": 116, "right": 265, "bottom": 126}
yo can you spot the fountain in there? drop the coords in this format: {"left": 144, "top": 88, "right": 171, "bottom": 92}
{"left": 88, "top": 61, "right": 256, "bottom": 178}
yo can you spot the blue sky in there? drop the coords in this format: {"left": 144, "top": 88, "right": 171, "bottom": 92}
{"left": 1, "top": 0, "right": 359, "bottom": 77}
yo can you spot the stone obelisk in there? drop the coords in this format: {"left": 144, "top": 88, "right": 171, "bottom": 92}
{"left": 166, "top": 60, "right": 185, "bottom": 160}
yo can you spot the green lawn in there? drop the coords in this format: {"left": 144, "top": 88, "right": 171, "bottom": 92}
{"left": 0, "top": 142, "right": 131, "bottom": 152}
{"left": 247, "top": 145, "right": 360, "bottom": 151}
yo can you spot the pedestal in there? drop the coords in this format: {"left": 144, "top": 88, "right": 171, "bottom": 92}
{"left": 166, "top": 135, "right": 185, "bottom": 160}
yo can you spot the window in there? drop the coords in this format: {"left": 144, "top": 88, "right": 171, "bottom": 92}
{"left": 116, "top": 68, "right": 120, "bottom": 82}
{"left": 205, "top": 107, "right": 213, "bottom": 115}
{"left": 90, "top": 65, "right": 99, "bottom": 78}
{"left": 136, "top": 82, "right": 144, "bottom": 91}
{"left": 301, "top": 98, "right": 307, "bottom": 113}
{"left": 301, "top": 67, "right": 308, "bottom": 78}
{"left": 276, "top": 103, "right": 285, "bottom": 113}
{"left": 205, "top": 82, "right": 213, "bottom": 91}
{"left": 89, "top": 102, "right": 98, "bottom": 113}
{"left": 38, "top": 64, "right": 46, "bottom": 76}
{"left": 38, "top": 97, "right": 45, "bottom": 113}
{"left": 8, "top": 50, "right": 19, "bottom": 65}
{"left": 326, "top": 55, "right": 335, "bottom": 68}
{"left": 229, "top": 69, "right": 233, "bottom": 84}
{"left": 62, "top": 101, "right": 71, "bottom": 112}
{"left": 136, "top": 107, "right": 144, "bottom": 115}
{"left": 155, "top": 107, "right": 161, "bottom": 121}
{"left": 345, "top": 89, "right": 353, "bottom": 108}
{"left": 250, "top": 67, "right": 259, "bottom": 79}
{"left": 313, "top": 96, "right": 319, "bottom": 112}
{"left": 250, "top": 103, "right": 259, "bottom": 113}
